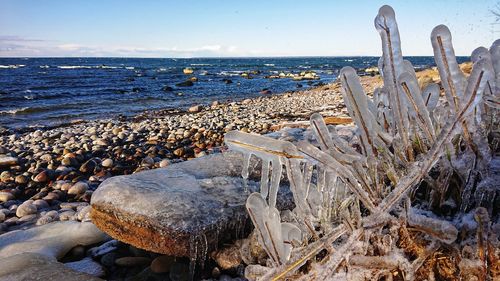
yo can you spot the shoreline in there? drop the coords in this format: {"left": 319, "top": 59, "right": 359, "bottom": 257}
{"left": 0, "top": 63, "right": 476, "bottom": 279}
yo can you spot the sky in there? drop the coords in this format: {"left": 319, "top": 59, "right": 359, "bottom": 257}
{"left": 0, "top": 0, "right": 498, "bottom": 58}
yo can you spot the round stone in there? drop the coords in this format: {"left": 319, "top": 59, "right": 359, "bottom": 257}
{"left": 16, "top": 201, "right": 37, "bottom": 217}
{"left": 151, "top": 255, "right": 175, "bottom": 273}
{"left": 114, "top": 256, "right": 151, "bottom": 267}
{"left": 68, "top": 182, "right": 88, "bottom": 195}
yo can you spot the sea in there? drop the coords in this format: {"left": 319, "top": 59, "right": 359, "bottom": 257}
{"left": 0, "top": 56, "right": 468, "bottom": 130}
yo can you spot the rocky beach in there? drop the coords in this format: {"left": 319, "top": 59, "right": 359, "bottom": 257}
{"left": 0, "top": 63, "right": 478, "bottom": 280}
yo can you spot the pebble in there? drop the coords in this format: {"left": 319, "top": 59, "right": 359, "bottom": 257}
{"left": 1, "top": 171, "right": 12, "bottom": 182}
{"left": 33, "top": 170, "right": 49, "bottom": 182}
{"left": 0, "top": 156, "right": 18, "bottom": 166}
{"left": 16, "top": 200, "right": 37, "bottom": 217}
{"left": 114, "top": 256, "right": 152, "bottom": 267}
{"left": 150, "top": 255, "right": 175, "bottom": 273}
{"left": 212, "top": 243, "right": 243, "bottom": 270}
{"left": 102, "top": 158, "right": 113, "bottom": 168}
{"left": 159, "top": 159, "right": 170, "bottom": 168}
{"left": 76, "top": 205, "right": 91, "bottom": 221}
{"left": 0, "top": 192, "right": 14, "bottom": 202}
{"left": 188, "top": 105, "right": 201, "bottom": 113}
{"left": 169, "top": 263, "right": 190, "bottom": 281}
{"left": 65, "top": 257, "right": 106, "bottom": 277}
{"left": 68, "top": 182, "right": 88, "bottom": 195}
{"left": 33, "top": 199, "right": 49, "bottom": 209}
{"left": 36, "top": 214, "right": 55, "bottom": 225}
{"left": 59, "top": 210, "right": 76, "bottom": 221}
{"left": 88, "top": 240, "right": 119, "bottom": 258}
{"left": 14, "top": 175, "right": 28, "bottom": 184}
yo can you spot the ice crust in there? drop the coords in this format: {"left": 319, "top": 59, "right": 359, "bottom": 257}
{"left": 224, "top": 4, "right": 498, "bottom": 280}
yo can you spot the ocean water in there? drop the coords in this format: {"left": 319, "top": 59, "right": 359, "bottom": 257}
{"left": 0, "top": 56, "right": 468, "bottom": 129}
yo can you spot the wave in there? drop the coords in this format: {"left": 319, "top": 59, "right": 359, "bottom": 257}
{"left": 190, "top": 63, "right": 212, "bottom": 66}
{"left": 57, "top": 65, "right": 121, "bottom": 69}
{"left": 217, "top": 70, "right": 244, "bottom": 76}
{"left": 0, "top": 107, "right": 30, "bottom": 115}
{"left": 0, "top": 64, "right": 25, "bottom": 69}
{"left": 264, "top": 64, "right": 275, "bottom": 66}
{"left": 58, "top": 65, "right": 93, "bottom": 69}
{"left": 39, "top": 65, "right": 50, "bottom": 69}
{"left": 125, "top": 66, "right": 135, "bottom": 70}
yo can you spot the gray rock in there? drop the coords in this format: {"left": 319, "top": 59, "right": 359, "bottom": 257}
{"left": 151, "top": 255, "right": 175, "bottom": 273}
{"left": 101, "top": 158, "right": 113, "bottom": 168}
{"left": 0, "top": 252, "right": 103, "bottom": 281}
{"left": 0, "top": 192, "right": 14, "bottom": 202}
{"left": 0, "top": 156, "right": 18, "bottom": 167}
{"left": 15, "top": 200, "right": 37, "bottom": 217}
{"left": 115, "top": 256, "right": 151, "bottom": 267}
{"left": 68, "top": 182, "right": 88, "bottom": 195}
{"left": 90, "top": 151, "right": 293, "bottom": 257}
{"left": 65, "top": 257, "right": 106, "bottom": 277}
{"left": 0, "top": 221, "right": 108, "bottom": 259}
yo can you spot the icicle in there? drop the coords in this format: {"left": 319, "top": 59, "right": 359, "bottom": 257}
{"left": 472, "top": 47, "right": 490, "bottom": 63}
{"left": 246, "top": 193, "right": 302, "bottom": 266}
{"left": 297, "top": 141, "right": 377, "bottom": 213}
{"left": 377, "top": 73, "right": 485, "bottom": 214}
{"left": 340, "top": 66, "right": 387, "bottom": 157}
{"left": 489, "top": 39, "right": 500, "bottom": 92}
{"left": 310, "top": 112, "right": 362, "bottom": 163}
{"left": 407, "top": 208, "right": 458, "bottom": 244}
{"left": 224, "top": 130, "right": 302, "bottom": 161}
{"left": 246, "top": 193, "right": 283, "bottom": 266}
{"left": 316, "top": 229, "right": 363, "bottom": 280}
{"left": 431, "top": 24, "right": 466, "bottom": 112}
{"left": 403, "top": 60, "right": 418, "bottom": 82}
{"left": 462, "top": 58, "right": 494, "bottom": 116}
{"left": 374, "top": 5, "right": 413, "bottom": 161}
{"left": 241, "top": 153, "right": 251, "bottom": 179}
{"left": 431, "top": 24, "right": 478, "bottom": 153}
{"left": 283, "top": 158, "right": 314, "bottom": 222}
{"left": 280, "top": 222, "right": 302, "bottom": 261}
{"left": 269, "top": 158, "right": 283, "bottom": 208}
{"left": 242, "top": 153, "right": 251, "bottom": 192}
{"left": 422, "top": 83, "right": 440, "bottom": 111}
{"left": 260, "top": 159, "right": 270, "bottom": 199}
{"left": 398, "top": 72, "right": 436, "bottom": 141}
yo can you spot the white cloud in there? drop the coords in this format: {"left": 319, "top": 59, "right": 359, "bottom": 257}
{"left": 57, "top": 44, "right": 83, "bottom": 51}
{"left": 0, "top": 36, "right": 257, "bottom": 57}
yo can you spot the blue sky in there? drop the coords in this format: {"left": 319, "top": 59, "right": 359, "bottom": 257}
{"left": 0, "top": 0, "right": 497, "bottom": 57}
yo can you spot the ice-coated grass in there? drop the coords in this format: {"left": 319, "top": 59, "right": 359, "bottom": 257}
{"left": 225, "top": 5, "right": 499, "bottom": 280}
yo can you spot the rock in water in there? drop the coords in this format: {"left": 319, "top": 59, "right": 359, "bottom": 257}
{"left": 0, "top": 253, "right": 103, "bottom": 281}
{"left": 0, "top": 221, "right": 108, "bottom": 259}
{"left": 90, "top": 151, "right": 293, "bottom": 257}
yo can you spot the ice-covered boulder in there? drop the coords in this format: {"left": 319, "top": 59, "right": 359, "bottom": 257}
{"left": 90, "top": 151, "right": 294, "bottom": 258}
{"left": 0, "top": 221, "right": 108, "bottom": 259}
{"left": 0, "top": 252, "right": 103, "bottom": 281}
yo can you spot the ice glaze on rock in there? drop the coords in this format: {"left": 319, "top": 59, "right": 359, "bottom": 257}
{"left": 90, "top": 151, "right": 294, "bottom": 257}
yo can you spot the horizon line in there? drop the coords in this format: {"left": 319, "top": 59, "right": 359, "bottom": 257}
{"left": 0, "top": 54, "right": 471, "bottom": 59}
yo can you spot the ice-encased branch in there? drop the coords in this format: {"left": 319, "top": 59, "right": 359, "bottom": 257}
{"left": 374, "top": 5, "right": 413, "bottom": 161}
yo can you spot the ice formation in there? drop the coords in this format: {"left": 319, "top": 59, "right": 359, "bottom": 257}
{"left": 225, "top": 5, "right": 499, "bottom": 280}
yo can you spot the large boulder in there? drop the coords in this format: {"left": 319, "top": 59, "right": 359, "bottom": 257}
{"left": 90, "top": 151, "right": 294, "bottom": 258}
